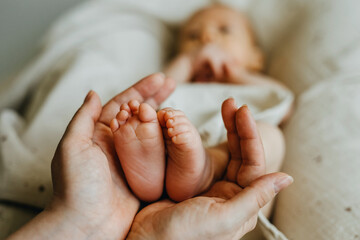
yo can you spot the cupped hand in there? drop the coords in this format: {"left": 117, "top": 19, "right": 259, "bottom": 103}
{"left": 128, "top": 100, "right": 293, "bottom": 240}
{"left": 50, "top": 73, "right": 175, "bottom": 239}
{"left": 8, "top": 73, "right": 175, "bottom": 240}
{"left": 128, "top": 173, "right": 292, "bottom": 240}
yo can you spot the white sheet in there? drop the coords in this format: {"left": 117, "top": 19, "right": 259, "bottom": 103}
{"left": 161, "top": 83, "right": 293, "bottom": 148}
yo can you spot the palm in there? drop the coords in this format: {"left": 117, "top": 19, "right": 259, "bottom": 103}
{"left": 51, "top": 73, "right": 176, "bottom": 239}
{"left": 128, "top": 181, "right": 257, "bottom": 240}
{"left": 54, "top": 123, "right": 139, "bottom": 229}
{"left": 129, "top": 101, "right": 275, "bottom": 240}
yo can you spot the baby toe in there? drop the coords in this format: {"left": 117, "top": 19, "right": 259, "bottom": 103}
{"left": 116, "top": 109, "right": 129, "bottom": 124}
{"left": 110, "top": 118, "right": 119, "bottom": 132}
{"left": 172, "top": 131, "right": 193, "bottom": 145}
{"left": 165, "top": 115, "right": 189, "bottom": 128}
{"left": 157, "top": 109, "right": 167, "bottom": 127}
{"left": 163, "top": 109, "right": 185, "bottom": 122}
{"left": 129, "top": 100, "right": 140, "bottom": 114}
{"left": 138, "top": 103, "right": 157, "bottom": 122}
{"left": 167, "top": 124, "right": 191, "bottom": 138}
{"left": 120, "top": 103, "right": 131, "bottom": 114}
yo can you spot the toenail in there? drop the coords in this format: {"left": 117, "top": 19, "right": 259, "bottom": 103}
{"left": 168, "top": 119, "right": 174, "bottom": 124}
{"left": 168, "top": 128, "right": 173, "bottom": 132}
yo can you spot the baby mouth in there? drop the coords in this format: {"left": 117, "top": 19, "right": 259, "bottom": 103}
{"left": 192, "top": 63, "right": 216, "bottom": 83}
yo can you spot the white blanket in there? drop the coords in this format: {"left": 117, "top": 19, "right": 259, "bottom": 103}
{"left": 0, "top": 0, "right": 294, "bottom": 239}
{"left": 161, "top": 83, "right": 293, "bottom": 148}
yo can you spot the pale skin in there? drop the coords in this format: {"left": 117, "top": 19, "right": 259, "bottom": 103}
{"left": 8, "top": 73, "right": 293, "bottom": 239}
{"left": 112, "top": 5, "right": 290, "bottom": 216}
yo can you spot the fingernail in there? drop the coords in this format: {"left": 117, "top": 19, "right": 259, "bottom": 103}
{"left": 241, "top": 104, "right": 251, "bottom": 113}
{"left": 274, "top": 175, "right": 293, "bottom": 194}
{"left": 158, "top": 72, "right": 166, "bottom": 78}
{"left": 85, "top": 90, "right": 94, "bottom": 102}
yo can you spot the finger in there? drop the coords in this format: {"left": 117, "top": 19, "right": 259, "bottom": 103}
{"left": 99, "top": 73, "right": 175, "bottom": 125}
{"left": 236, "top": 105, "right": 266, "bottom": 187}
{"left": 221, "top": 98, "right": 240, "bottom": 153}
{"left": 207, "top": 58, "right": 223, "bottom": 79}
{"left": 223, "top": 61, "right": 238, "bottom": 83}
{"left": 224, "top": 172, "right": 293, "bottom": 222}
{"left": 64, "top": 90, "right": 102, "bottom": 140}
{"left": 202, "top": 181, "right": 242, "bottom": 200}
{"left": 223, "top": 62, "right": 237, "bottom": 83}
{"left": 221, "top": 98, "right": 241, "bottom": 182}
{"left": 145, "top": 77, "right": 176, "bottom": 108}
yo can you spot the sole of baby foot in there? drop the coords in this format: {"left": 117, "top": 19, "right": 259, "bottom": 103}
{"left": 158, "top": 108, "right": 211, "bottom": 202}
{"left": 111, "top": 100, "right": 165, "bottom": 202}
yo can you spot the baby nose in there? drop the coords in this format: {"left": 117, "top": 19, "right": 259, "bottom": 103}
{"left": 201, "top": 30, "right": 216, "bottom": 44}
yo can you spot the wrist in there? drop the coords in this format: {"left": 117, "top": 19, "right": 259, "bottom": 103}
{"left": 8, "top": 200, "right": 124, "bottom": 240}
{"left": 8, "top": 204, "right": 89, "bottom": 240}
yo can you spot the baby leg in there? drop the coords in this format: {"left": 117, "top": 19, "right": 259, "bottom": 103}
{"left": 257, "top": 122, "right": 285, "bottom": 217}
{"left": 110, "top": 100, "right": 165, "bottom": 202}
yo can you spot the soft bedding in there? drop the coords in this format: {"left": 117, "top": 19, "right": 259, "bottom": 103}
{"left": 0, "top": 0, "right": 302, "bottom": 239}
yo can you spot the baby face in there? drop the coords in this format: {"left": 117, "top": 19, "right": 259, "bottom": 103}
{"left": 179, "top": 5, "right": 263, "bottom": 78}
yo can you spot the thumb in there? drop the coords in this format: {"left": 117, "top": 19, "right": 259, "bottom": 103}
{"left": 224, "top": 172, "right": 293, "bottom": 222}
{"left": 64, "top": 90, "right": 102, "bottom": 140}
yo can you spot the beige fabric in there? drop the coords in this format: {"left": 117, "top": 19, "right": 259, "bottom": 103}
{"left": 268, "top": 0, "right": 360, "bottom": 95}
{"left": 273, "top": 76, "right": 360, "bottom": 239}
{"left": 267, "top": 0, "right": 360, "bottom": 238}
{"left": 0, "top": 203, "right": 37, "bottom": 239}
{"left": 160, "top": 83, "right": 293, "bottom": 148}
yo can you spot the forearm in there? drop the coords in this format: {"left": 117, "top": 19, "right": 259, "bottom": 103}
{"left": 164, "top": 55, "right": 193, "bottom": 84}
{"left": 8, "top": 208, "right": 88, "bottom": 240}
{"left": 8, "top": 203, "right": 128, "bottom": 240}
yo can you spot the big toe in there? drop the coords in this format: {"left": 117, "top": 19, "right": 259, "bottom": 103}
{"left": 110, "top": 109, "right": 129, "bottom": 132}
{"left": 139, "top": 103, "right": 157, "bottom": 122}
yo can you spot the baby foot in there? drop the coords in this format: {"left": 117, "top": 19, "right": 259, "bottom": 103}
{"left": 221, "top": 99, "right": 265, "bottom": 187}
{"left": 110, "top": 100, "right": 165, "bottom": 202}
{"left": 158, "top": 108, "right": 210, "bottom": 202}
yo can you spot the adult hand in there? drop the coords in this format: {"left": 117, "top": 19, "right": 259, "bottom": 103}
{"left": 128, "top": 174, "right": 292, "bottom": 240}
{"left": 127, "top": 104, "right": 293, "bottom": 240}
{"left": 222, "top": 99, "right": 266, "bottom": 187}
{"left": 9, "top": 73, "right": 176, "bottom": 240}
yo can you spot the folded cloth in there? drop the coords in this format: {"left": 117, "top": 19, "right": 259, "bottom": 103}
{"left": 161, "top": 83, "right": 293, "bottom": 147}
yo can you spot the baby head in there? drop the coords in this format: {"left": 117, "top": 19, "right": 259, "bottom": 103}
{"left": 179, "top": 4, "right": 263, "bottom": 73}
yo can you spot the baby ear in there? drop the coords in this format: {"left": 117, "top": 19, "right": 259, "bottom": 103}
{"left": 247, "top": 46, "right": 265, "bottom": 72}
